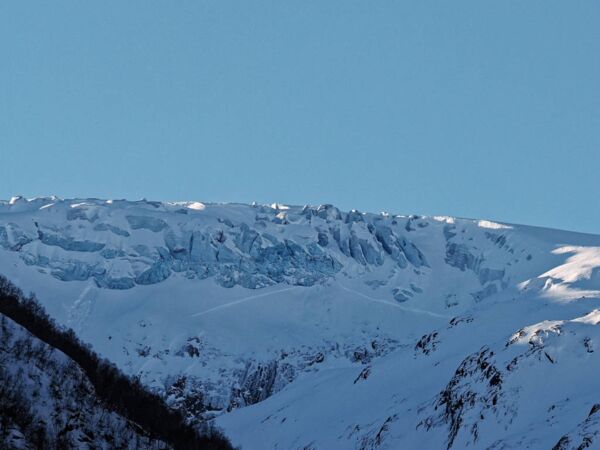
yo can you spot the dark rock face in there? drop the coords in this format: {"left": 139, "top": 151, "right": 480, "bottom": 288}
{"left": 415, "top": 331, "right": 439, "bottom": 355}
{"left": 421, "top": 347, "right": 505, "bottom": 449}
{"left": 228, "top": 360, "right": 294, "bottom": 409}
{"left": 166, "top": 376, "right": 209, "bottom": 422}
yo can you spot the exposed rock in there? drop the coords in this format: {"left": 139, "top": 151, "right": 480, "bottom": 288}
{"left": 415, "top": 331, "right": 439, "bottom": 355}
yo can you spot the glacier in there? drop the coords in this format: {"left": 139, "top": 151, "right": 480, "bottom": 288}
{"left": 2, "top": 196, "right": 600, "bottom": 449}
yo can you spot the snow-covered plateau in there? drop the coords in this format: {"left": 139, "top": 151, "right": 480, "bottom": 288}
{"left": 2, "top": 196, "right": 600, "bottom": 449}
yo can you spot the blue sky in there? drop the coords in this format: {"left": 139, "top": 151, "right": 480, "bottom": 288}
{"left": 1, "top": 1, "right": 599, "bottom": 233}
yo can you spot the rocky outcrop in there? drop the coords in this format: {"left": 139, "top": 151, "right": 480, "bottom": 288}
{"left": 553, "top": 404, "right": 600, "bottom": 450}
{"left": 415, "top": 331, "right": 439, "bottom": 355}
{"left": 421, "top": 346, "right": 505, "bottom": 449}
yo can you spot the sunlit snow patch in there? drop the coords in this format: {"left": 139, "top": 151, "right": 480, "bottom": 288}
{"left": 9, "top": 196, "right": 24, "bottom": 205}
{"left": 542, "top": 246, "right": 600, "bottom": 283}
{"left": 573, "top": 309, "right": 600, "bottom": 325}
{"left": 187, "top": 202, "right": 206, "bottom": 211}
{"left": 477, "top": 220, "right": 512, "bottom": 230}
{"left": 432, "top": 216, "right": 456, "bottom": 224}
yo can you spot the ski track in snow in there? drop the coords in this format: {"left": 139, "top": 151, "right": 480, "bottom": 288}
{"left": 191, "top": 286, "right": 301, "bottom": 317}
{"left": 191, "top": 282, "right": 449, "bottom": 320}
{"left": 336, "top": 281, "right": 451, "bottom": 319}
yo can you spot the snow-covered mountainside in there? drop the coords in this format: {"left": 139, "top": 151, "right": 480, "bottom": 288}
{"left": 0, "top": 277, "right": 233, "bottom": 450}
{"left": 2, "top": 196, "right": 600, "bottom": 449}
{"left": 0, "top": 310, "right": 168, "bottom": 449}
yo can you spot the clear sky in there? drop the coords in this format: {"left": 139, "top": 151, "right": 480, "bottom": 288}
{"left": 1, "top": 2, "right": 599, "bottom": 233}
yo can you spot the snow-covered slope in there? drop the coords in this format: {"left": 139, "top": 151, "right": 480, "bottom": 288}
{"left": 0, "top": 311, "right": 167, "bottom": 449}
{"left": 2, "top": 196, "right": 600, "bottom": 449}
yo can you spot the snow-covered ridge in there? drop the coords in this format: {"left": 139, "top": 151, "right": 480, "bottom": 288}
{"left": 4, "top": 196, "right": 600, "bottom": 449}
{"left": 0, "top": 196, "right": 516, "bottom": 291}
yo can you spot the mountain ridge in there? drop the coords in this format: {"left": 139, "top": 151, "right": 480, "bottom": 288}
{"left": 4, "top": 194, "right": 596, "bottom": 235}
{"left": 2, "top": 196, "right": 600, "bottom": 448}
